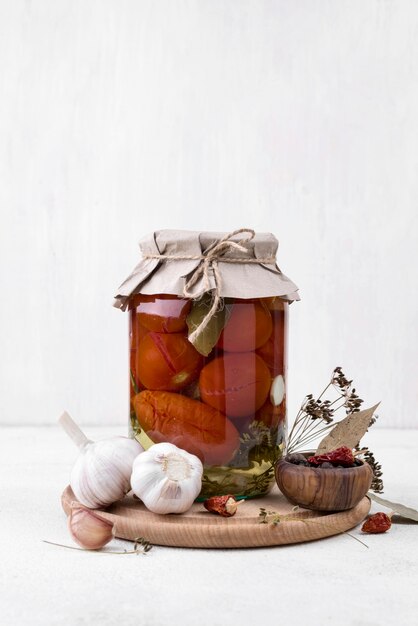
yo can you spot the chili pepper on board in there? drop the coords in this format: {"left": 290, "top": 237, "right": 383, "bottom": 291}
{"left": 203, "top": 495, "right": 241, "bottom": 517}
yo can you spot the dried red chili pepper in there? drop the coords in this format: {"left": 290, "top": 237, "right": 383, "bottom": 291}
{"left": 307, "top": 446, "right": 355, "bottom": 467}
{"left": 361, "top": 512, "right": 392, "bottom": 534}
{"left": 203, "top": 495, "right": 241, "bottom": 517}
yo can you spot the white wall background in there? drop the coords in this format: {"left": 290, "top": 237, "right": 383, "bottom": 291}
{"left": 1, "top": 0, "right": 417, "bottom": 428}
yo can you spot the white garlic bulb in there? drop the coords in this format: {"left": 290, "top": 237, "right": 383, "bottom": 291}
{"left": 131, "top": 442, "right": 203, "bottom": 514}
{"left": 59, "top": 411, "right": 143, "bottom": 508}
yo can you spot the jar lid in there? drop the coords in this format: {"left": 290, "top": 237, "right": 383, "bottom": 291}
{"left": 114, "top": 228, "right": 299, "bottom": 310}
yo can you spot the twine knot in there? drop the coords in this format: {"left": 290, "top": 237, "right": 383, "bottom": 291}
{"left": 183, "top": 228, "right": 255, "bottom": 342}
{"left": 143, "top": 228, "right": 276, "bottom": 342}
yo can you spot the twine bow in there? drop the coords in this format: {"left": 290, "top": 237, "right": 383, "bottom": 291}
{"left": 183, "top": 228, "right": 256, "bottom": 342}
{"left": 143, "top": 228, "right": 276, "bottom": 342}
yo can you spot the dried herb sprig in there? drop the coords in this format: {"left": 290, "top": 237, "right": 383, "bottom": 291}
{"left": 287, "top": 367, "right": 365, "bottom": 454}
{"left": 258, "top": 506, "right": 300, "bottom": 526}
{"left": 355, "top": 445, "right": 384, "bottom": 493}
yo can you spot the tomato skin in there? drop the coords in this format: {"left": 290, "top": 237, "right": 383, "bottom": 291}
{"left": 130, "top": 349, "right": 144, "bottom": 395}
{"left": 130, "top": 313, "right": 148, "bottom": 390}
{"left": 217, "top": 300, "right": 272, "bottom": 352}
{"left": 131, "top": 294, "right": 191, "bottom": 333}
{"left": 129, "top": 313, "right": 148, "bottom": 396}
{"left": 136, "top": 332, "right": 204, "bottom": 391}
{"left": 255, "top": 399, "right": 286, "bottom": 428}
{"left": 133, "top": 390, "right": 240, "bottom": 465}
{"left": 130, "top": 316, "right": 148, "bottom": 350}
{"left": 256, "top": 308, "right": 286, "bottom": 376}
{"left": 199, "top": 353, "right": 271, "bottom": 418}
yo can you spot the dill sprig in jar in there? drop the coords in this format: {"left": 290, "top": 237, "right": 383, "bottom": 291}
{"left": 114, "top": 228, "right": 299, "bottom": 499}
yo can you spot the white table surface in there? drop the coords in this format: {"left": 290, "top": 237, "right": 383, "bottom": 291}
{"left": 1, "top": 426, "right": 417, "bottom": 626}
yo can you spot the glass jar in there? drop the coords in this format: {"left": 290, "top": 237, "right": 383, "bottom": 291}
{"left": 128, "top": 293, "right": 288, "bottom": 499}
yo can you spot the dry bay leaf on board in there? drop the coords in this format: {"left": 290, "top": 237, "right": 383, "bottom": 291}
{"left": 315, "top": 403, "right": 380, "bottom": 454}
{"left": 186, "top": 295, "right": 233, "bottom": 356}
{"left": 368, "top": 493, "right": 418, "bottom": 522}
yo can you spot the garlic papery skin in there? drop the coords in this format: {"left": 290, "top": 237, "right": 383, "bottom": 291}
{"left": 69, "top": 503, "right": 115, "bottom": 550}
{"left": 131, "top": 442, "right": 203, "bottom": 514}
{"left": 59, "top": 411, "right": 144, "bottom": 508}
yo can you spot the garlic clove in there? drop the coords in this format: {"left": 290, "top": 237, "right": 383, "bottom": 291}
{"left": 270, "top": 375, "right": 285, "bottom": 406}
{"left": 59, "top": 412, "right": 144, "bottom": 509}
{"left": 131, "top": 442, "right": 203, "bottom": 514}
{"left": 68, "top": 503, "right": 115, "bottom": 550}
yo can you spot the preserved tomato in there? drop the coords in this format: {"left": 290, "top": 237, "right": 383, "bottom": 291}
{"left": 129, "top": 311, "right": 148, "bottom": 394}
{"left": 199, "top": 353, "right": 271, "bottom": 417}
{"left": 256, "top": 306, "right": 286, "bottom": 376}
{"left": 255, "top": 398, "right": 286, "bottom": 428}
{"left": 217, "top": 300, "right": 272, "bottom": 352}
{"left": 136, "top": 332, "right": 203, "bottom": 391}
{"left": 133, "top": 390, "right": 240, "bottom": 465}
{"left": 132, "top": 294, "right": 191, "bottom": 333}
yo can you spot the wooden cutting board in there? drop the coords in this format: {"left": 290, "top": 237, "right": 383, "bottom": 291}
{"left": 62, "top": 485, "right": 370, "bottom": 549}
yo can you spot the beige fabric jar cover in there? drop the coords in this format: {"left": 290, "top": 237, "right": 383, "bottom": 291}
{"left": 114, "top": 229, "right": 299, "bottom": 328}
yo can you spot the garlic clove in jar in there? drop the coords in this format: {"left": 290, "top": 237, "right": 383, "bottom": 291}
{"left": 59, "top": 412, "right": 144, "bottom": 509}
{"left": 270, "top": 374, "right": 285, "bottom": 406}
{"left": 69, "top": 503, "right": 115, "bottom": 550}
{"left": 131, "top": 442, "right": 203, "bottom": 514}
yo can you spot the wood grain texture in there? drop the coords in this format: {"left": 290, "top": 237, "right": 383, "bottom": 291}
{"left": 62, "top": 485, "right": 370, "bottom": 548}
{"left": 275, "top": 460, "right": 373, "bottom": 511}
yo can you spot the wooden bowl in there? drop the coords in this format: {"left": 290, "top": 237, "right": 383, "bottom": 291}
{"left": 275, "top": 457, "right": 373, "bottom": 511}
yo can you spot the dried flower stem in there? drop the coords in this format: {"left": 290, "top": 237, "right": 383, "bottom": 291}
{"left": 287, "top": 367, "right": 366, "bottom": 454}
{"left": 43, "top": 537, "right": 153, "bottom": 555}
{"left": 356, "top": 446, "right": 384, "bottom": 493}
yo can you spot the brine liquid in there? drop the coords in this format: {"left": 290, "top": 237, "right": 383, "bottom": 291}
{"left": 129, "top": 294, "right": 288, "bottom": 499}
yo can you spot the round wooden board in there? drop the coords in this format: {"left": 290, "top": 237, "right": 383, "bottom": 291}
{"left": 62, "top": 486, "right": 370, "bottom": 549}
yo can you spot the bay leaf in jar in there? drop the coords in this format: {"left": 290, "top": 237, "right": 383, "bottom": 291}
{"left": 186, "top": 294, "right": 233, "bottom": 356}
